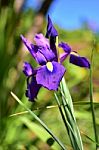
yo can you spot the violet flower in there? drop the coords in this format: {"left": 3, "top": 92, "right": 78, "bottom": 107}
{"left": 21, "top": 16, "right": 90, "bottom": 101}
{"left": 21, "top": 33, "right": 65, "bottom": 101}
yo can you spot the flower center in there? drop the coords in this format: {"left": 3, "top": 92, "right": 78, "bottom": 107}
{"left": 46, "top": 62, "right": 53, "bottom": 72}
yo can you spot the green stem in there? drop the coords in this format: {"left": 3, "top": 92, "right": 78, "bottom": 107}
{"left": 60, "top": 91, "right": 81, "bottom": 150}
{"left": 54, "top": 93, "right": 68, "bottom": 131}
{"left": 60, "top": 78, "right": 83, "bottom": 150}
{"left": 89, "top": 41, "right": 98, "bottom": 150}
{"left": 54, "top": 92, "right": 80, "bottom": 150}
{"left": 11, "top": 92, "right": 67, "bottom": 150}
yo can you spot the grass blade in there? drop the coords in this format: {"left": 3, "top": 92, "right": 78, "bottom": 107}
{"left": 11, "top": 91, "right": 67, "bottom": 150}
{"left": 89, "top": 41, "right": 98, "bottom": 150}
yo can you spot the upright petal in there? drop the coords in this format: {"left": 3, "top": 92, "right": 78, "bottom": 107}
{"left": 50, "top": 37, "right": 58, "bottom": 62}
{"left": 20, "top": 35, "right": 34, "bottom": 56}
{"left": 33, "top": 49, "right": 47, "bottom": 65}
{"left": 46, "top": 15, "right": 58, "bottom": 38}
{"left": 70, "top": 52, "right": 90, "bottom": 68}
{"left": 21, "top": 35, "right": 47, "bottom": 65}
{"left": 26, "top": 76, "right": 41, "bottom": 102}
{"left": 34, "top": 33, "right": 56, "bottom": 62}
{"left": 34, "top": 33, "right": 49, "bottom": 49}
{"left": 23, "top": 62, "right": 34, "bottom": 76}
{"left": 45, "top": 15, "right": 59, "bottom": 61}
{"left": 38, "top": 46, "right": 55, "bottom": 62}
{"left": 36, "top": 61, "right": 66, "bottom": 90}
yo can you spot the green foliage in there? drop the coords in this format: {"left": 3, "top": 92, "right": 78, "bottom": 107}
{"left": 0, "top": 1, "right": 99, "bottom": 150}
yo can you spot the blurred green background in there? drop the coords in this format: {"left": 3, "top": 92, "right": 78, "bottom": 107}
{"left": 0, "top": 0, "right": 99, "bottom": 150}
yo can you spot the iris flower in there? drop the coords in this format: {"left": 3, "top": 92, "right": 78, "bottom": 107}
{"left": 21, "top": 15, "right": 90, "bottom": 101}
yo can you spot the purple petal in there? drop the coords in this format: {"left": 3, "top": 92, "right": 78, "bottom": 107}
{"left": 20, "top": 35, "right": 34, "bottom": 56}
{"left": 34, "top": 33, "right": 56, "bottom": 61}
{"left": 36, "top": 61, "right": 66, "bottom": 90}
{"left": 46, "top": 15, "right": 58, "bottom": 38}
{"left": 70, "top": 52, "right": 90, "bottom": 68}
{"left": 59, "top": 53, "right": 69, "bottom": 63}
{"left": 50, "top": 37, "right": 58, "bottom": 62}
{"left": 58, "top": 42, "right": 71, "bottom": 63}
{"left": 38, "top": 46, "right": 55, "bottom": 62}
{"left": 45, "top": 15, "right": 58, "bottom": 61}
{"left": 34, "top": 33, "right": 49, "bottom": 49}
{"left": 33, "top": 49, "right": 47, "bottom": 65}
{"left": 58, "top": 42, "right": 71, "bottom": 54}
{"left": 21, "top": 35, "right": 47, "bottom": 65}
{"left": 23, "top": 62, "right": 34, "bottom": 76}
{"left": 26, "top": 76, "right": 41, "bottom": 102}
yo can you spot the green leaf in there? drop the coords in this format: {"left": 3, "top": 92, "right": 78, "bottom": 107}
{"left": 20, "top": 117, "right": 58, "bottom": 149}
{"left": 11, "top": 92, "right": 67, "bottom": 150}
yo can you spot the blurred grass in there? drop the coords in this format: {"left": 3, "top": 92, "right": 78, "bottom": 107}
{"left": 0, "top": 1, "right": 99, "bottom": 150}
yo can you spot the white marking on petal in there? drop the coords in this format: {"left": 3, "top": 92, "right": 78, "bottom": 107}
{"left": 46, "top": 62, "right": 53, "bottom": 72}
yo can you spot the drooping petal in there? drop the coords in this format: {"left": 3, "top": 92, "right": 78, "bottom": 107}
{"left": 26, "top": 76, "right": 41, "bottom": 102}
{"left": 46, "top": 15, "right": 58, "bottom": 38}
{"left": 58, "top": 42, "right": 71, "bottom": 54}
{"left": 36, "top": 61, "right": 66, "bottom": 90}
{"left": 58, "top": 42, "right": 71, "bottom": 63}
{"left": 23, "top": 62, "right": 34, "bottom": 76}
{"left": 70, "top": 52, "right": 90, "bottom": 68}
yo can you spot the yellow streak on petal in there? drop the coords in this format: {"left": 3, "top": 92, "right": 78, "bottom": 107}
{"left": 55, "top": 36, "right": 58, "bottom": 47}
{"left": 46, "top": 62, "right": 53, "bottom": 72}
{"left": 70, "top": 51, "right": 79, "bottom": 56}
{"left": 55, "top": 36, "right": 60, "bottom": 62}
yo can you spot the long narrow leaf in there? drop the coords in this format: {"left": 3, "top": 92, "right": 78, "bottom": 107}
{"left": 60, "top": 78, "right": 83, "bottom": 150}
{"left": 11, "top": 92, "right": 67, "bottom": 150}
{"left": 89, "top": 41, "right": 98, "bottom": 149}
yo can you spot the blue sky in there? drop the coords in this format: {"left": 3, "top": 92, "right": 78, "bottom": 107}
{"left": 25, "top": 0, "right": 99, "bottom": 30}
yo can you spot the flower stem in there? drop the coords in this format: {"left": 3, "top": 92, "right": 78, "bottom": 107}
{"left": 54, "top": 92, "right": 70, "bottom": 134}
{"left": 89, "top": 41, "right": 98, "bottom": 150}
{"left": 54, "top": 92, "right": 80, "bottom": 149}
{"left": 60, "top": 78, "right": 83, "bottom": 150}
